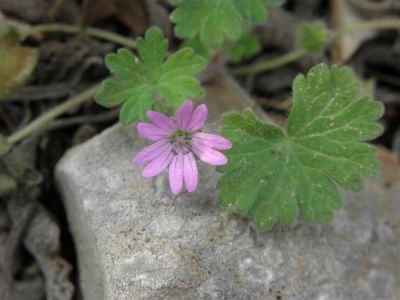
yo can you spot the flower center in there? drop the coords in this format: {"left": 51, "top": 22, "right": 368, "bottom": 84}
{"left": 169, "top": 130, "right": 192, "bottom": 155}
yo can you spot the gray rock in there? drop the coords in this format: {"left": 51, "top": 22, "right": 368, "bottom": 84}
{"left": 56, "top": 78, "right": 400, "bottom": 300}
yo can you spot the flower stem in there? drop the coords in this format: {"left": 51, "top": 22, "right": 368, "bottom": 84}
{"left": 7, "top": 84, "right": 100, "bottom": 144}
{"left": 231, "top": 49, "right": 307, "bottom": 76}
{"left": 30, "top": 23, "right": 136, "bottom": 48}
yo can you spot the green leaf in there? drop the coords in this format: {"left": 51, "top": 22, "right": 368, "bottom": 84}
{"left": 0, "top": 24, "right": 38, "bottom": 100}
{"left": 229, "top": 31, "right": 261, "bottom": 63}
{"left": 217, "top": 64, "right": 384, "bottom": 229}
{"left": 182, "top": 35, "right": 211, "bottom": 60}
{"left": 234, "top": 0, "right": 267, "bottom": 23}
{"left": 170, "top": 0, "right": 271, "bottom": 49}
{"left": 263, "top": 0, "right": 285, "bottom": 6}
{"left": 95, "top": 28, "right": 205, "bottom": 124}
{"left": 297, "top": 21, "right": 330, "bottom": 53}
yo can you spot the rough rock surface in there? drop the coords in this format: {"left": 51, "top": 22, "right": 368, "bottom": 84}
{"left": 56, "top": 79, "right": 400, "bottom": 300}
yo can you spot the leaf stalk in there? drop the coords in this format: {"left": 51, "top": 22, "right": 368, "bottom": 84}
{"left": 8, "top": 84, "right": 100, "bottom": 144}
{"left": 30, "top": 23, "right": 136, "bottom": 48}
{"left": 231, "top": 49, "right": 307, "bottom": 76}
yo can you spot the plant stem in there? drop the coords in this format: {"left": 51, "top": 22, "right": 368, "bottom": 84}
{"left": 231, "top": 19, "right": 400, "bottom": 76}
{"left": 231, "top": 49, "right": 307, "bottom": 76}
{"left": 30, "top": 23, "right": 136, "bottom": 48}
{"left": 8, "top": 84, "right": 100, "bottom": 144}
{"left": 335, "top": 19, "right": 400, "bottom": 39}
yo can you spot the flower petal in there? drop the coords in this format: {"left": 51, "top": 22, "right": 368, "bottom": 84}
{"left": 142, "top": 147, "right": 173, "bottom": 177}
{"left": 192, "top": 143, "right": 228, "bottom": 166}
{"left": 183, "top": 153, "right": 198, "bottom": 193}
{"left": 176, "top": 101, "right": 193, "bottom": 130}
{"left": 137, "top": 123, "right": 170, "bottom": 141}
{"left": 169, "top": 152, "right": 184, "bottom": 195}
{"left": 193, "top": 133, "right": 232, "bottom": 150}
{"left": 133, "top": 140, "right": 171, "bottom": 165}
{"left": 186, "top": 104, "right": 207, "bottom": 132}
{"left": 147, "top": 111, "right": 177, "bottom": 132}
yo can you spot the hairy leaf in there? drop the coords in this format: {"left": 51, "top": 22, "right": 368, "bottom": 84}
{"left": 170, "top": 0, "right": 272, "bottom": 49}
{"left": 217, "top": 64, "right": 384, "bottom": 229}
{"left": 95, "top": 27, "right": 205, "bottom": 124}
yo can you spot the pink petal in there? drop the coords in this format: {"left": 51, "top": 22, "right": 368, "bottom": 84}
{"left": 192, "top": 143, "right": 228, "bottom": 166}
{"left": 142, "top": 147, "right": 173, "bottom": 178}
{"left": 186, "top": 104, "right": 208, "bottom": 132}
{"left": 183, "top": 153, "right": 198, "bottom": 193}
{"left": 133, "top": 140, "right": 171, "bottom": 165}
{"left": 147, "top": 111, "right": 177, "bottom": 133}
{"left": 169, "top": 152, "right": 184, "bottom": 195}
{"left": 176, "top": 101, "right": 193, "bottom": 130}
{"left": 193, "top": 133, "right": 232, "bottom": 150}
{"left": 137, "top": 123, "right": 170, "bottom": 141}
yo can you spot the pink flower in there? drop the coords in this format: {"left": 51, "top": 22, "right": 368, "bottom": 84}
{"left": 133, "top": 101, "right": 232, "bottom": 195}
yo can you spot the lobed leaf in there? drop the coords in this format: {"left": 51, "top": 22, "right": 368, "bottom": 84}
{"left": 170, "top": 0, "right": 276, "bottom": 49}
{"left": 95, "top": 27, "right": 205, "bottom": 124}
{"left": 217, "top": 64, "right": 384, "bottom": 229}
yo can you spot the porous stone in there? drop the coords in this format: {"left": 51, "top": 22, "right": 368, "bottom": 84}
{"left": 56, "top": 79, "right": 400, "bottom": 300}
